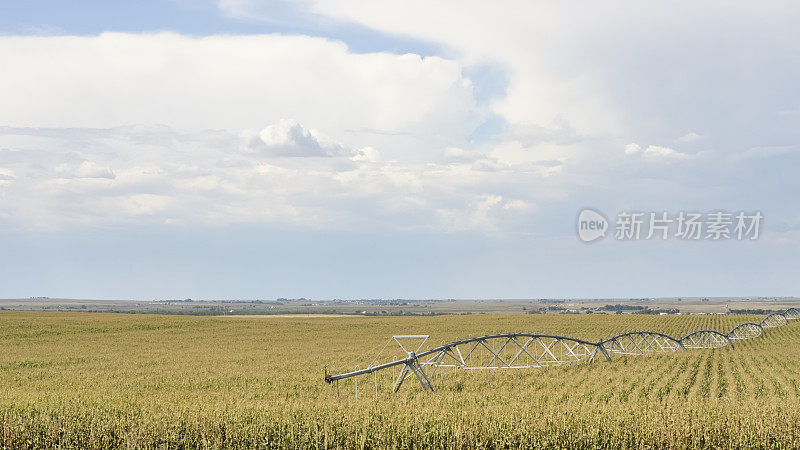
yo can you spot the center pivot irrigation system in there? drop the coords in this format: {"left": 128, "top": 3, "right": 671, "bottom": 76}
{"left": 324, "top": 308, "right": 799, "bottom": 395}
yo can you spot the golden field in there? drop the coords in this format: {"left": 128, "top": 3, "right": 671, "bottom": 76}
{"left": 1, "top": 311, "right": 799, "bottom": 449}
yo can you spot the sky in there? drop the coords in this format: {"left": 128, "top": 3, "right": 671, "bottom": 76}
{"left": 1, "top": 1, "right": 799, "bottom": 300}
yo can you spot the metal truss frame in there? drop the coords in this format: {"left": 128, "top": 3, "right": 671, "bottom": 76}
{"left": 600, "top": 331, "right": 683, "bottom": 355}
{"left": 727, "top": 322, "right": 763, "bottom": 340}
{"left": 325, "top": 308, "right": 797, "bottom": 393}
{"left": 680, "top": 329, "right": 732, "bottom": 349}
{"left": 761, "top": 313, "right": 788, "bottom": 328}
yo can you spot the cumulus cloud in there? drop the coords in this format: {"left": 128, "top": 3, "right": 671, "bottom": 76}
{"left": 0, "top": 125, "right": 558, "bottom": 233}
{"left": 246, "top": 119, "right": 351, "bottom": 157}
{"left": 0, "top": 33, "right": 479, "bottom": 147}
{"left": 296, "top": 1, "right": 800, "bottom": 154}
{"left": 350, "top": 146, "right": 381, "bottom": 162}
{"left": 625, "top": 143, "right": 642, "bottom": 155}
{"left": 645, "top": 145, "right": 691, "bottom": 160}
{"left": 1, "top": 121, "right": 798, "bottom": 237}
{"left": 625, "top": 143, "right": 691, "bottom": 160}
{"left": 2, "top": 14, "right": 799, "bottom": 237}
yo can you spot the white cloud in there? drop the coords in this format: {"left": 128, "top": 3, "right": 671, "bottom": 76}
{"left": 3, "top": 13, "right": 800, "bottom": 237}
{"left": 118, "top": 194, "right": 172, "bottom": 216}
{"left": 293, "top": 1, "right": 800, "bottom": 150}
{"left": 1, "top": 120, "right": 797, "bottom": 237}
{"left": 0, "top": 33, "right": 479, "bottom": 147}
{"left": 0, "top": 125, "right": 561, "bottom": 233}
{"left": 442, "top": 147, "right": 482, "bottom": 162}
{"left": 642, "top": 145, "right": 692, "bottom": 160}
{"left": 350, "top": 146, "right": 381, "bottom": 163}
{"left": 624, "top": 143, "right": 641, "bottom": 155}
{"left": 246, "top": 119, "right": 351, "bottom": 157}
{"left": 625, "top": 143, "right": 691, "bottom": 160}
{"left": 503, "top": 199, "right": 530, "bottom": 211}
{"left": 677, "top": 132, "right": 705, "bottom": 143}
{"left": 54, "top": 161, "right": 116, "bottom": 179}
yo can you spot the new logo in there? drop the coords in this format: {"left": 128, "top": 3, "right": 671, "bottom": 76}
{"left": 577, "top": 208, "right": 608, "bottom": 243}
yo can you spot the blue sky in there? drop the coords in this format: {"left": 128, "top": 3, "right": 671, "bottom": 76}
{"left": 0, "top": 0, "right": 441, "bottom": 55}
{"left": 1, "top": 1, "right": 799, "bottom": 300}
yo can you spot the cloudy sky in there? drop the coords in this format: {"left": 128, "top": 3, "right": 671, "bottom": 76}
{"left": 1, "top": 1, "right": 799, "bottom": 300}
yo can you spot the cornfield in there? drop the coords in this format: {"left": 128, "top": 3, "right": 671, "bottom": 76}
{"left": 1, "top": 311, "right": 799, "bottom": 449}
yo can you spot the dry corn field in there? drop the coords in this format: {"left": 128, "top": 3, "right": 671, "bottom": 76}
{"left": 1, "top": 311, "right": 800, "bottom": 449}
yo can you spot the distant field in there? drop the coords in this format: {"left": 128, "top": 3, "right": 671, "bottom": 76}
{"left": 1, "top": 311, "right": 799, "bottom": 448}
{"left": 3, "top": 296, "right": 799, "bottom": 316}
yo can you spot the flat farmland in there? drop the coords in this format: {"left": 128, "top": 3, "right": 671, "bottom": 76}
{"left": 1, "top": 311, "right": 799, "bottom": 448}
